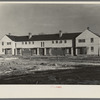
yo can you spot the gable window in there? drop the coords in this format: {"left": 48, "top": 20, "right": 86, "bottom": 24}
{"left": 78, "top": 39, "right": 85, "bottom": 43}
{"left": 91, "top": 38, "right": 94, "bottom": 43}
{"left": 91, "top": 47, "right": 94, "bottom": 52}
{"left": 7, "top": 42, "right": 11, "bottom": 45}
{"left": 59, "top": 40, "right": 62, "bottom": 43}
{"left": 2, "top": 42, "right": 4, "bottom": 45}
{"left": 56, "top": 40, "right": 58, "bottom": 43}
{"left": 52, "top": 41, "right": 54, "bottom": 44}
{"left": 64, "top": 40, "right": 67, "bottom": 43}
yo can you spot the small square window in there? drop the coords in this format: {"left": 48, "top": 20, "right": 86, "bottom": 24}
{"left": 59, "top": 40, "right": 62, "bottom": 43}
{"left": 2, "top": 42, "right": 4, "bottom": 45}
{"left": 91, "top": 38, "right": 94, "bottom": 43}
{"left": 52, "top": 41, "right": 54, "bottom": 44}
{"left": 91, "top": 47, "right": 94, "bottom": 52}
{"left": 2, "top": 49, "right": 4, "bottom": 52}
{"left": 56, "top": 40, "right": 58, "bottom": 43}
{"left": 64, "top": 40, "right": 67, "bottom": 43}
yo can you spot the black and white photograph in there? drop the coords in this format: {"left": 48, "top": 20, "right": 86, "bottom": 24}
{"left": 0, "top": 2, "right": 100, "bottom": 85}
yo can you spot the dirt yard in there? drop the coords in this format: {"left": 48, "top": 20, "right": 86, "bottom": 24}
{"left": 0, "top": 55, "right": 100, "bottom": 84}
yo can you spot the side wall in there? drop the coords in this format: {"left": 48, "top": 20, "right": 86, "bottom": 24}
{"left": 0, "top": 35, "right": 15, "bottom": 55}
{"left": 76, "top": 29, "right": 100, "bottom": 55}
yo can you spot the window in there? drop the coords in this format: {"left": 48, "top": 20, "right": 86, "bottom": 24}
{"left": 7, "top": 42, "right": 11, "bottom": 45}
{"left": 41, "top": 42, "right": 44, "bottom": 47}
{"left": 25, "top": 42, "right": 27, "bottom": 44}
{"left": 56, "top": 40, "right": 58, "bottom": 43}
{"left": 2, "top": 42, "right": 4, "bottom": 45}
{"left": 2, "top": 49, "right": 4, "bottom": 52}
{"left": 22, "top": 42, "right": 24, "bottom": 44}
{"left": 59, "top": 40, "right": 62, "bottom": 43}
{"left": 41, "top": 42, "right": 42, "bottom": 47}
{"left": 91, "top": 38, "right": 94, "bottom": 43}
{"left": 64, "top": 40, "right": 67, "bottom": 43}
{"left": 78, "top": 39, "right": 85, "bottom": 43}
{"left": 43, "top": 42, "right": 44, "bottom": 47}
{"left": 32, "top": 41, "right": 34, "bottom": 44}
{"left": 91, "top": 47, "right": 94, "bottom": 52}
{"left": 52, "top": 41, "right": 54, "bottom": 44}
{"left": 29, "top": 41, "right": 31, "bottom": 44}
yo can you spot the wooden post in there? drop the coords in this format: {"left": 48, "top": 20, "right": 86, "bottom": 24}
{"left": 71, "top": 47, "right": 74, "bottom": 56}
{"left": 44, "top": 48, "right": 46, "bottom": 56}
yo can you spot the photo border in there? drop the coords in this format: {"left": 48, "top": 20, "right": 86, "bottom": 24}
{"left": 0, "top": 1, "right": 100, "bottom": 99}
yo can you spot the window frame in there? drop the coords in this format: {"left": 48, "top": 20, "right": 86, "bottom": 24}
{"left": 78, "top": 39, "right": 85, "bottom": 43}
{"left": 56, "top": 40, "right": 58, "bottom": 43}
{"left": 64, "top": 40, "right": 67, "bottom": 43}
{"left": 90, "top": 38, "right": 94, "bottom": 43}
{"left": 2, "top": 42, "right": 4, "bottom": 45}
{"left": 91, "top": 46, "right": 94, "bottom": 52}
{"left": 7, "top": 42, "right": 11, "bottom": 45}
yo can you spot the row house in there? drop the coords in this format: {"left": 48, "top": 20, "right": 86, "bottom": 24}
{"left": 0, "top": 27, "right": 100, "bottom": 56}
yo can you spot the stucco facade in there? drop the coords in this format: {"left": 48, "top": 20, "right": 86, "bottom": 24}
{"left": 0, "top": 28, "right": 100, "bottom": 56}
{"left": 76, "top": 29, "right": 100, "bottom": 55}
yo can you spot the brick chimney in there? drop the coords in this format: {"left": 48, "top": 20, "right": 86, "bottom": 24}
{"left": 87, "top": 27, "right": 90, "bottom": 30}
{"left": 28, "top": 32, "right": 32, "bottom": 39}
{"left": 59, "top": 30, "right": 63, "bottom": 37}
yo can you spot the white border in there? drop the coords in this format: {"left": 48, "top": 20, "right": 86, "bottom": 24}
{"left": 0, "top": 1, "right": 100, "bottom": 4}
{"left": 0, "top": 2, "right": 100, "bottom": 98}
{"left": 0, "top": 85, "right": 100, "bottom": 98}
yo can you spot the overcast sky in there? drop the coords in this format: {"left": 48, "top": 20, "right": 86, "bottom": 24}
{"left": 0, "top": 4, "right": 100, "bottom": 37}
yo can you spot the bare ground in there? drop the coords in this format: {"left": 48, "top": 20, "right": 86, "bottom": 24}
{"left": 0, "top": 55, "right": 100, "bottom": 84}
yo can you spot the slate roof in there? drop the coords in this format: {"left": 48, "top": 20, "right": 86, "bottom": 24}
{"left": 6, "top": 32, "right": 81, "bottom": 42}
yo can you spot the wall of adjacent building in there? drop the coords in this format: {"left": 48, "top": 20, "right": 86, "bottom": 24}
{"left": 76, "top": 29, "right": 100, "bottom": 55}
{"left": 0, "top": 35, "right": 15, "bottom": 55}
{"left": 15, "top": 39, "right": 72, "bottom": 48}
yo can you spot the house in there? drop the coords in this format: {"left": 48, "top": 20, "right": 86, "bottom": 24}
{"left": 76, "top": 27, "right": 100, "bottom": 56}
{"left": 0, "top": 30, "right": 81, "bottom": 56}
{"left": 1, "top": 27, "right": 100, "bottom": 56}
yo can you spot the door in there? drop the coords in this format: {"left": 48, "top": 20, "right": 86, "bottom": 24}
{"left": 77, "top": 47, "right": 87, "bottom": 54}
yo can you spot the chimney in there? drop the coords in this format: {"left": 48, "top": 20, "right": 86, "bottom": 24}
{"left": 28, "top": 32, "right": 32, "bottom": 39}
{"left": 8, "top": 33, "right": 11, "bottom": 36}
{"left": 59, "top": 30, "right": 63, "bottom": 37}
{"left": 87, "top": 27, "right": 90, "bottom": 30}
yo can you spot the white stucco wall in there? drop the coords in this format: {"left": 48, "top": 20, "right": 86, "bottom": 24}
{"left": 76, "top": 29, "right": 100, "bottom": 55}
{"left": 15, "top": 39, "right": 72, "bottom": 48}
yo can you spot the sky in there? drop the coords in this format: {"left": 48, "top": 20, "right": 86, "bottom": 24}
{"left": 0, "top": 3, "right": 100, "bottom": 37}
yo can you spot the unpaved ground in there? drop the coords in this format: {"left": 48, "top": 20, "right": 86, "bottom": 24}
{"left": 0, "top": 55, "right": 100, "bottom": 84}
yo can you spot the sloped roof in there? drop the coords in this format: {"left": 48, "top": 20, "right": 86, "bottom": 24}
{"left": 6, "top": 32, "right": 81, "bottom": 42}
{"left": 88, "top": 29, "right": 100, "bottom": 37}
